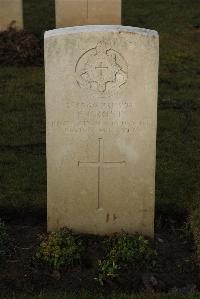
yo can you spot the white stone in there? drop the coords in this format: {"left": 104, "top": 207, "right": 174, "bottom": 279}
{"left": 0, "top": 0, "right": 23, "bottom": 31}
{"left": 45, "top": 25, "right": 159, "bottom": 236}
{"left": 55, "top": 0, "right": 121, "bottom": 28}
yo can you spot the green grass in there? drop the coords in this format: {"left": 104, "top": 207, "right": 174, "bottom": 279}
{"left": 156, "top": 109, "right": 200, "bottom": 214}
{"left": 0, "top": 67, "right": 46, "bottom": 215}
{"left": 123, "top": 0, "right": 200, "bottom": 108}
{"left": 23, "top": 0, "right": 55, "bottom": 38}
{"left": 1, "top": 293, "right": 200, "bottom": 299}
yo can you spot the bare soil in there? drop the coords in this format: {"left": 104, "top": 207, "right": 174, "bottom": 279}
{"left": 0, "top": 216, "right": 199, "bottom": 296}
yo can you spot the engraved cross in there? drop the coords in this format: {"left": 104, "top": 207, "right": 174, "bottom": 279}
{"left": 78, "top": 138, "right": 126, "bottom": 210}
{"left": 95, "top": 62, "right": 109, "bottom": 77}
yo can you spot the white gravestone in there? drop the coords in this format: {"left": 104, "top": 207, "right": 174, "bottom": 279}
{"left": 55, "top": 0, "right": 121, "bottom": 28}
{"left": 0, "top": 0, "right": 23, "bottom": 31}
{"left": 45, "top": 25, "right": 159, "bottom": 236}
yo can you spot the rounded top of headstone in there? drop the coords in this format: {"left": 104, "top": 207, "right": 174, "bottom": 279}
{"left": 44, "top": 25, "right": 158, "bottom": 39}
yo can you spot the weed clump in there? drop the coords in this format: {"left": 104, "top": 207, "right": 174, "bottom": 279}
{"left": 36, "top": 228, "right": 84, "bottom": 270}
{"left": 96, "top": 233, "right": 156, "bottom": 285}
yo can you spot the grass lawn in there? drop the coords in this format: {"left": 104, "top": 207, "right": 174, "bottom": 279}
{"left": 0, "top": 67, "right": 46, "bottom": 218}
{"left": 23, "top": 0, "right": 55, "bottom": 39}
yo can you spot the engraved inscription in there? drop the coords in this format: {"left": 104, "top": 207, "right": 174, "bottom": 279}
{"left": 49, "top": 118, "right": 153, "bottom": 135}
{"left": 78, "top": 138, "right": 126, "bottom": 209}
{"left": 76, "top": 42, "right": 128, "bottom": 95}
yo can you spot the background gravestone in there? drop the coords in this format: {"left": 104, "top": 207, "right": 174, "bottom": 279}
{"left": 45, "top": 25, "right": 159, "bottom": 236}
{"left": 0, "top": 0, "right": 23, "bottom": 31}
{"left": 55, "top": 0, "right": 121, "bottom": 28}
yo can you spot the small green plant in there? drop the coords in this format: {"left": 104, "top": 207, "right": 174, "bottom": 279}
{"left": 107, "top": 233, "right": 156, "bottom": 266}
{"left": 95, "top": 259, "right": 119, "bottom": 286}
{"left": 36, "top": 228, "right": 83, "bottom": 270}
{"left": 96, "top": 233, "right": 156, "bottom": 285}
{"left": 0, "top": 219, "right": 10, "bottom": 262}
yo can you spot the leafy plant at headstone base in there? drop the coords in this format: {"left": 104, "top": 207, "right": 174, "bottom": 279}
{"left": 108, "top": 233, "right": 156, "bottom": 265}
{"left": 95, "top": 259, "right": 120, "bottom": 286}
{"left": 0, "top": 218, "right": 10, "bottom": 263}
{"left": 95, "top": 233, "right": 156, "bottom": 285}
{"left": 36, "top": 228, "right": 84, "bottom": 270}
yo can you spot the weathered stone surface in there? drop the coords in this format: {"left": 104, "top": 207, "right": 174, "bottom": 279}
{"left": 45, "top": 25, "right": 159, "bottom": 236}
{"left": 0, "top": 0, "right": 23, "bottom": 31}
{"left": 55, "top": 0, "right": 121, "bottom": 28}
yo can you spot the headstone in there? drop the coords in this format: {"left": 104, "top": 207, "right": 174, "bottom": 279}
{"left": 45, "top": 25, "right": 159, "bottom": 236}
{"left": 0, "top": 0, "right": 23, "bottom": 31}
{"left": 55, "top": 0, "right": 121, "bottom": 28}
